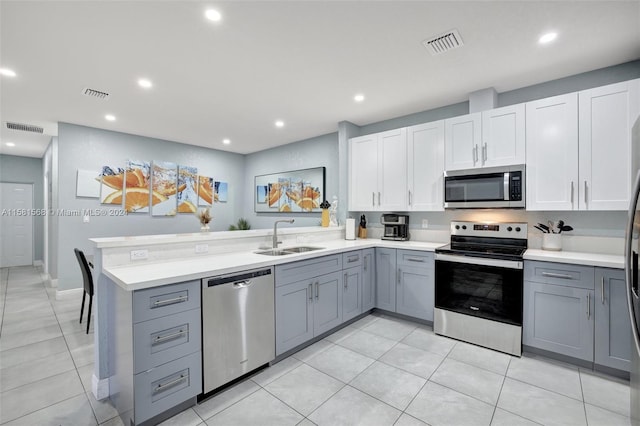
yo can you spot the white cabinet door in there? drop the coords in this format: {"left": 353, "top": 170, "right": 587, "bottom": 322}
{"left": 348, "top": 134, "right": 379, "bottom": 211}
{"left": 407, "top": 121, "right": 444, "bottom": 211}
{"left": 526, "top": 93, "right": 579, "bottom": 211}
{"left": 579, "top": 79, "right": 640, "bottom": 210}
{"left": 445, "top": 112, "right": 481, "bottom": 171}
{"left": 482, "top": 104, "right": 526, "bottom": 168}
{"left": 378, "top": 128, "right": 407, "bottom": 211}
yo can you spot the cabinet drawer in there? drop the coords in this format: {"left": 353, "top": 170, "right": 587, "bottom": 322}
{"left": 343, "top": 250, "right": 363, "bottom": 268}
{"left": 134, "top": 351, "right": 201, "bottom": 424}
{"left": 397, "top": 250, "right": 433, "bottom": 268}
{"left": 276, "top": 254, "right": 342, "bottom": 287}
{"left": 133, "top": 280, "right": 201, "bottom": 323}
{"left": 524, "top": 261, "right": 594, "bottom": 290}
{"left": 133, "top": 309, "right": 201, "bottom": 374}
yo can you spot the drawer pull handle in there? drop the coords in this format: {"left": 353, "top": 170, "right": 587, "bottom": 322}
{"left": 153, "top": 295, "right": 188, "bottom": 307}
{"left": 541, "top": 272, "right": 573, "bottom": 280}
{"left": 470, "top": 306, "right": 480, "bottom": 311}
{"left": 348, "top": 256, "right": 359, "bottom": 263}
{"left": 153, "top": 374, "right": 187, "bottom": 394}
{"left": 153, "top": 329, "right": 187, "bottom": 345}
{"left": 344, "top": 273, "right": 348, "bottom": 289}
{"left": 406, "top": 257, "right": 425, "bottom": 263}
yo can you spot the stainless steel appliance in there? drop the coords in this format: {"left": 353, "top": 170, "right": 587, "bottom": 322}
{"left": 626, "top": 116, "right": 640, "bottom": 426}
{"left": 381, "top": 214, "right": 409, "bottom": 241}
{"left": 444, "top": 164, "right": 525, "bottom": 209}
{"left": 434, "top": 221, "right": 527, "bottom": 356}
{"left": 202, "top": 267, "right": 275, "bottom": 394}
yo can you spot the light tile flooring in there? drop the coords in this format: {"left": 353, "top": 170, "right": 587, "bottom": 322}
{"left": 0, "top": 265, "right": 633, "bottom": 425}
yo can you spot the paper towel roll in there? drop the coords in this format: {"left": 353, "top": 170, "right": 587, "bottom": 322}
{"left": 345, "top": 218, "right": 356, "bottom": 240}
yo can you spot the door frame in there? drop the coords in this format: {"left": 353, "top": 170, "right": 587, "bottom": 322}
{"left": 0, "top": 181, "right": 35, "bottom": 267}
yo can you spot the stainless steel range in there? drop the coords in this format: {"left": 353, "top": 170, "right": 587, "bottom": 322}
{"left": 434, "top": 221, "right": 527, "bottom": 356}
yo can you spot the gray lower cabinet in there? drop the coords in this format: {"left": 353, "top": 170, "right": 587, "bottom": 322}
{"left": 111, "top": 279, "right": 202, "bottom": 426}
{"left": 274, "top": 279, "right": 314, "bottom": 355}
{"left": 375, "top": 248, "right": 434, "bottom": 321}
{"left": 343, "top": 266, "right": 362, "bottom": 322}
{"left": 375, "top": 248, "right": 397, "bottom": 311}
{"left": 595, "top": 268, "right": 631, "bottom": 371}
{"left": 362, "top": 249, "right": 375, "bottom": 312}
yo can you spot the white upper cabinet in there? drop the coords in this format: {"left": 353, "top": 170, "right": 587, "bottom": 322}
{"left": 445, "top": 113, "right": 481, "bottom": 171}
{"left": 407, "top": 121, "right": 444, "bottom": 211}
{"left": 481, "top": 104, "right": 526, "bottom": 168}
{"left": 445, "top": 104, "right": 525, "bottom": 171}
{"left": 526, "top": 93, "right": 579, "bottom": 211}
{"left": 578, "top": 79, "right": 640, "bottom": 210}
{"left": 348, "top": 128, "right": 407, "bottom": 211}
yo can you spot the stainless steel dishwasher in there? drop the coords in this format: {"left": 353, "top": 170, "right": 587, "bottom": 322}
{"left": 202, "top": 267, "right": 275, "bottom": 394}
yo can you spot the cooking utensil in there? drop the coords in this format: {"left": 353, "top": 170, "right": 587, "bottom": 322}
{"left": 534, "top": 225, "right": 548, "bottom": 233}
{"left": 548, "top": 220, "right": 556, "bottom": 234}
{"left": 538, "top": 223, "right": 550, "bottom": 233}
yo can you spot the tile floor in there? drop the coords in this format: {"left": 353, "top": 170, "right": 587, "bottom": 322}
{"left": 0, "top": 265, "right": 633, "bottom": 425}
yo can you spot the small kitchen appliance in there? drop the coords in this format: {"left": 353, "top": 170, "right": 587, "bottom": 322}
{"left": 444, "top": 164, "right": 525, "bottom": 209}
{"left": 434, "top": 221, "right": 527, "bottom": 356}
{"left": 381, "top": 214, "right": 409, "bottom": 241}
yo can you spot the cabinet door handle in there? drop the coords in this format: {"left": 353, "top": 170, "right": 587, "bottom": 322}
{"left": 152, "top": 295, "right": 187, "bottom": 307}
{"left": 315, "top": 281, "right": 319, "bottom": 300}
{"left": 397, "top": 269, "right": 401, "bottom": 286}
{"left": 364, "top": 256, "right": 368, "bottom": 271}
{"left": 406, "top": 257, "right": 425, "bottom": 263}
{"left": 541, "top": 272, "right": 572, "bottom": 280}
{"left": 601, "top": 276, "right": 605, "bottom": 304}
{"left": 154, "top": 374, "right": 187, "bottom": 394}
{"left": 308, "top": 283, "right": 313, "bottom": 301}
{"left": 483, "top": 143, "right": 487, "bottom": 163}
{"left": 344, "top": 273, "right": 348, "bottom": 289}
{"left": 372, "top": 192, "right": 375, "bottom": 207}
{"left": 378, "top": 192, "right": 381, "bottom": 206}
{"left": 347, "top": 256, "right": 359, "bottom": 263}
{"left": 408, "top": 190, "right": 412, "bottom": 206}
{"left": 587, "top": 292, "right": 591, "bottom": 319}
{"left": 584, "top": 180, "right": 588, "bottom": 206}
{"left": 153, "top": 328, "right": 187, "bottom": 345}
{"left": 570, "top": 181, "right": 574, "bottom": 206}
{"left": 473, "top": 145, "right": 478, "bottom": 164}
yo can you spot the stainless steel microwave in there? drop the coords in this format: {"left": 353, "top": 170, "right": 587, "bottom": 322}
{"left": 444, "top": 165, "right": 525, "bottom": 209}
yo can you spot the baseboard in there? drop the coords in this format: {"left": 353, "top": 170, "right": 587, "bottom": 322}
{"left": 92, "top": 374, "right": 110, "bottom": 400}
{"left": 50, "top": 278, "right": 58, "bottom": 288}
{"left": 56, "top": 287, "right": 83, "bottom": 300}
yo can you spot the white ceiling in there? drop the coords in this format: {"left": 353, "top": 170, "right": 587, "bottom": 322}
{"left": 1, "top": 1, "right": 639, "bottom": 158}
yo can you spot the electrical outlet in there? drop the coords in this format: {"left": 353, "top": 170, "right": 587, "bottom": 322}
{"left": 83, "top": 214, "right": 90, "bottom": 223}
{"left": 422, "top": 219, "right": 429, "bottom": 229}
{"left": 130, "top": 249, "right": 148, "bottom": 260}
{"left": 195, "top": 244, "right": 209, "bottom": 254}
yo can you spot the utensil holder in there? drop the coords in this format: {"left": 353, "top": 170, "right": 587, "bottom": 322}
{"left": 542, "top": 233, "right": 562, "bottom": 251}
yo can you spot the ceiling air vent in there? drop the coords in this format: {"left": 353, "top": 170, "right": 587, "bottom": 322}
{"left": 5, "top": 122, "right": 44, "bottom": 134}
{"left": 423, "top": 29, "right": 464, "bottom": 55}
{"left": 82, "top": 87, "right": 110, "bottom": 100}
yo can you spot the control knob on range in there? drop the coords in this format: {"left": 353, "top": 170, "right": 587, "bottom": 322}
{"left": 462, "top": 225, "right": 467, "bottom": 230}
{"left": 507, "top": 226, "right": 513, "bottom": 232}
{"left": 515, "top": 227, "right": 521, "bottom": 232}
{"left": 455, "top": 225, "right": 460, "bottom": 230}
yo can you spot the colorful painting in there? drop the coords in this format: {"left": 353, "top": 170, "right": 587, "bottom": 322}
{"left": 151, "top": 161, "right": 178, "bottom": 216}
{"left": 197, "top": 176, "right": 214, "bottom": 206}
{"left": 214, "top": 181, "right": 228, "bottom": 203}
{"left": 99, "top": 165, "right": 125, "bottom": 206}
{"left": 123, "top": 160, "right": 151, "bottom": 213}
{"left": 177, "top": 166, "right": 198, "bottom": 213}
{"left": 255, "top": 167, "right": 325, "bottom": 213}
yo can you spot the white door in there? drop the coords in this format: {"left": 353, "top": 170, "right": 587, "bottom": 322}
{"left": 0, "top": 183, "right": 34, "bottom": 267}
{"left": 378, "top": 128, "right": 407, "bottom": 211}
{"left": 348, "top": 134, "right": 379, "bottom": 211}
{"left": 526, "top": 93, "right": 579, "bottom": 211}
{"left": 579, "top": 79, "right": 640, "bottom": 210}
{"left": 482, "top": 103, "right": 526, "bottom": 168}
{"left": 445, "top": 112, "right": 481, "bottom": 171}
{"left": 407, "top": 121, "right": 444, "bottom": 211}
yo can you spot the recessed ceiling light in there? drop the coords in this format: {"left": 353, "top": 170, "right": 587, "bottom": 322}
{"left": 539, "top": 32, "right": 558, "bottom": 44}
{"left": 105, "top": 114, "right": 116, "bottom": 121}
{"left": 0, "top": 68, "right": 16, "bottom": 77}
{"left": 205, "top": 9, "right": 222, "bottom": 22}
{"left": 5, "top": 142, "right": 15, "bottom": 147}
{"left": 275, "top": 120, "right": 284, "bottom": 128}
{"left": 354, "top": 94, "right": 365, "bottom": 102}
{"left": 222, "top": 139, "right": 231, "bottom": 145}
{"left": 138, "top": 78, "right": 153, "bottom": 88}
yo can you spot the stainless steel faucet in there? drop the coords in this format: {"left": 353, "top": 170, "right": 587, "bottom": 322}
{"left": 273, "top": 219, "right": 295, "bottom": 248}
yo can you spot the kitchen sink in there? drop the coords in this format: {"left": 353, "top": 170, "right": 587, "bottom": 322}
{"left": 254, "top": 246, "right": 324, "bottom": 256}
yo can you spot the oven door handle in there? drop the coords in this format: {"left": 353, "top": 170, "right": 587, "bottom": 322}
{"left": 435, "top": 253, "right": 523, "bottom": 270}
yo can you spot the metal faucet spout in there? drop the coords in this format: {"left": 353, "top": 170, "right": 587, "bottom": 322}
{"left": 273, "top": 219, "right": 295, "bottom": 248}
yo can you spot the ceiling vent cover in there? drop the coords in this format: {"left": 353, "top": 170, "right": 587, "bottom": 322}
{"left": 5, "top": 122, "right": 44, "bottom": 134}
{"left": 82, "top": 87, "right": 110, "bottom": 100}
{"left": 423, "top": 29, "right": 464, "bottom": 55}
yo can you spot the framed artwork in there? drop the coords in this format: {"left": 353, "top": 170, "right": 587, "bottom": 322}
{"left": 76, "top": 169, "right": 100, "bottom": 198}
{"left": 99, "top": 165, "right": 125, "bottom": 206}
{"left": 151, "top": 161, "right": 178, "bottom": 216}
{"left": 254, "top": 167, "right": 325, "bottom": 213}
{"left": 177, "top": 165, "right": 198, "bottom": 213}
{"left": 197, "top": 176, "right": 214, "bottom": 206}
{"left": 123, "top": 160, "right": 151, "bottom": 213}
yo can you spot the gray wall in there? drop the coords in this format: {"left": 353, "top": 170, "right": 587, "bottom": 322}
{"left": 242, "top": 132, "right": 339, "bottom": 230}
{"left": 346, "top": 60, "right": 640, "bottom": 238}
{"left": 0, "top": 154, "right": 45, "bottom": 262}
{"left": 56, "top": 123, "right": 245, "bottom": 290}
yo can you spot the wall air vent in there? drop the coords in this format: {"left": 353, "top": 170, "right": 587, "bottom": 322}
{"left": 82, "top": 87, "right": 110, "bottom": 100}
{"left": 423, "top": 29, "right": 464, "bottom": 55}
{"left": 5, "top": 122, "right": 44, "bottom": 134}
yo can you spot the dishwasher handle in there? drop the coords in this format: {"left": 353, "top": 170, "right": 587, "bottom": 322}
{"left": 233, "top": 280, "right": 252, "bottom": 288}
{"left": 206, "top": 268, "right": 272, "bottom": 287}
